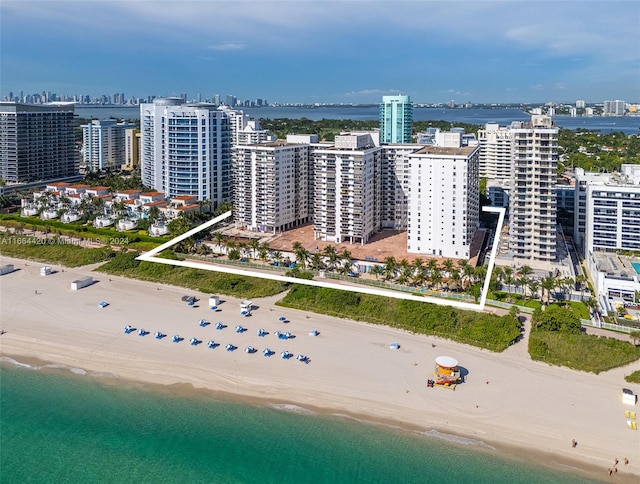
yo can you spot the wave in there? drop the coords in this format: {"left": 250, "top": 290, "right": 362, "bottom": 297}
{"left": 270, "top": 403, "right": 315, "bottom": 414}
{"left": 418, "top": 429, "right": 495, "bottom": 449}
{"left": 0, "top": 356, "right": 117, "bottom": 379}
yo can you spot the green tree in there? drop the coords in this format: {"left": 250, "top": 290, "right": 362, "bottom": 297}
{"left": 532, "top": 305, "right": 581, "bottom": 334}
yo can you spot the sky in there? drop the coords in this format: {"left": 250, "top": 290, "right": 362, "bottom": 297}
{"left": 1, "top": 0, "right": 639, "bottom": 104}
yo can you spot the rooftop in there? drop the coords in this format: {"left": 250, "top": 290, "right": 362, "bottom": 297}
{"left": 413, "top": 145, "right": 476, "bottom": 156}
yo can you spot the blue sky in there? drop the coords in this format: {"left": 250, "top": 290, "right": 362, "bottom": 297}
{"left": 1, "top": 1, "right": 639, "bottom": 104}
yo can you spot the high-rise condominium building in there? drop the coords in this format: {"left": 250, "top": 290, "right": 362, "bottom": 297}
{"left": 140, "top": 98, "right": 231, "bottom": 205}
{"left": 380, "top": 144, "right": 416, "bottom": 230}
{"left": 603, "top": 100, "right": 626, "bottom": 116}
{"left": 509, "top": 115, "right": 558, "bottom": 261}
{"left": 406, "top": 144, "right": 480, "bottom": 259}
{"left": 574, "top": 165, "right": 640, "bottom": 255}
{"left": 123, "top": 128, "right": 140, "bottom": 171}
{"left": 379, "top": 95, "right": 412, "bottom": 144}
{"left": 313, "top": 133, "right": 382, "bottom": 244}
{"left": 82, "top": 119, "right": 135, "bottom": 172}
{"left": 576, "top": 100, "right": 586, "bottom": 109}
{"left": 477, "top": 122, "right": 512, "bottom": 183}
{"left": 0, "top": 102, "right": 77, "bottom": 183}
{"left": 233, "top": 139, "right": 312, "bottom": 233}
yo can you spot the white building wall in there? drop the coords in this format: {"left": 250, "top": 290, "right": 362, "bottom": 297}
{"left": 140, "top": 99, "right": 231, "bottom": 205}
{"left": 407, "top": 145, "right": 480, "bottom": 259}
{"left": 477, "top": 122, "right": 513, "bottom": 183}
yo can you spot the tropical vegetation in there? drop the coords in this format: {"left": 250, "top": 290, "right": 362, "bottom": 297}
{"left": 528, "top": 305, "right": 640, "bottom": 373}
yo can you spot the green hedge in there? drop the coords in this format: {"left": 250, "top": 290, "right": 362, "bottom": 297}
{"left": 0, "top": 234, "right": 115, "bottom": 267}
{"left": 276, "top": 285, "right": 521, "bottom": 352}
{"left": 96, "top": 251, "right": 289, "bottom": 299}
{"left": 625, "top": 370, "right": 640, "bottom": 384}
{"left": 529, "top": 330, "right": 640, "bottom": 373}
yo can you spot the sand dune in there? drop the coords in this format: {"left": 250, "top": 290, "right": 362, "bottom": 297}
{"left": 1, "top": 256, "right": 639, "bottom": 482}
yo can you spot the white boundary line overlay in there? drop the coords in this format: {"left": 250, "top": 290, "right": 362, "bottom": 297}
{"left": 137, "top": 207, "right": 506, "bottom": 313}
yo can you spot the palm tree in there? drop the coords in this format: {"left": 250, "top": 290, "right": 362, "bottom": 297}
{"left": 238, "top": 242, "right": 249, "bottom": 259}
{"left": 225, "top": 240, "right": 237, "bottom": 255}
{"left": 272, "top": 250, "right": 283, "bottom": 266}
{"left": 309, "top": 253, "right": 324, "bottom": 271}
{"left": 249, "top": 239, "right": 260, "bottom": 259}
{"left": 212, "top": 232, "right": 225, "bottom": 254}
{"left": 340, "top": 249, "right": 352, "bottom": 266}
{"left": 503, "top": 266, "right": 514, "bottom": 293}
{"left": 397, "top": 265, "right": 413, "bottom": 286}
{"left": 383, "top": 256, "right": 397, "bottom": 281}
{"left": 323, "top": 245, "right": 338, "bottom": 271}
{"left": 430, "top": 267, "right": 443, "bottom": 290}
{"left": 369, "top": 264, "right": 382, "bottom": 280}
{"left": 527, "top": 280, "right": 540, "bottom": 301}
{"left": 293, "top": 242, "right": 309, "bottom": 269}
{"left": 540, "top": 273, "right": 557, "bottom": 305}
{"left": 449, "top": 269, "right": 462, "bottom": 292}
{"left": 575, "top": 275, "right": 587, "bottom": 301}
{"left": 258, "top": 242, "right": 270, "bottom": 263}
{"left": 442, "top": 258, "right": 455, "bottom": 278}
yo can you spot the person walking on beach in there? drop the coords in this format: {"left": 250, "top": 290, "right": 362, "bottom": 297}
{"left": 571, "top": 439, "right": 577, "bottom": 448}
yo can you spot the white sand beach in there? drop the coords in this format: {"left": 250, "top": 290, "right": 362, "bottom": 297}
{"left": 1, "top": 255, "right": 639, "bottom": 482}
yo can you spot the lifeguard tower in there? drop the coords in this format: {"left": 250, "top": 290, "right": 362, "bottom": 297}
{"left": 432, "top": 356, "right": 461, "bottom": 390}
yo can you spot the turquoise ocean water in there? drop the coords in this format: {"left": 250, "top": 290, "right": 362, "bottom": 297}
{"left": 0, "top": 362, "right": 601, "bottom": 484}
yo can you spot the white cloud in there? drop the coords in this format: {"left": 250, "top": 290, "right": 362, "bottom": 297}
{"left": 208, "top": 41, "right": 246, "bottom": 51}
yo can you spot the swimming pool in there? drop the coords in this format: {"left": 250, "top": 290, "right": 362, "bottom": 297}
{"left": 632, "top": 262, "right": 640, "bottom": 275}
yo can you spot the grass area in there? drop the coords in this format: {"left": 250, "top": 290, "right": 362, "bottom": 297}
{"left": 96, "top": 251, "right": 289, "bottom": 299}
{"left": 276, "top": 285, "right": 521, "bottom": 352}
{"left": 489, "top": 291, "right": 590, "bottom": 319}
{"left": 0, "top": 234, "right": 115, "bottom": 267}
{"left": 528, "top": 330, "right": 640, "bottom": 374}
{"left": 625, "top": 370, "right": 640, "bottom": 384}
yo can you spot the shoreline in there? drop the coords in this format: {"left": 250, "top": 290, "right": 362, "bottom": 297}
{"left": 0, "top": 353, "right": 610, "bottom": 482}
{"left": 1, "top": 255, "right": 639, "bottom": 482}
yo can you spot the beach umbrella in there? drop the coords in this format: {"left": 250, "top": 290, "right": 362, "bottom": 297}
{"left": 390, "top": 342, "right": 400, "bottom": 350}
{"left": 279, "top": 316, "right": 286, "bottom": 321}
{"left": 309, "top": 330, "right": 319, "bottom": 337}
{"left": 207, "top": 340, "right": 216, "bottom": 348}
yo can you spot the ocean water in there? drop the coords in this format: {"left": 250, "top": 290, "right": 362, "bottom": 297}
{"left": 0, "top": 362, "right": 600, "bottom": 484}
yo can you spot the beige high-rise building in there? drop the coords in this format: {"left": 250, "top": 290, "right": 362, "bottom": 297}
{"left": 508, "top": 115, "right": 558, "bottom": 261}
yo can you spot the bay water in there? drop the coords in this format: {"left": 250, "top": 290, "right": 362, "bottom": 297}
{"left": 0, "top": 361, "right": 601, "bottom": 483}
{"left": 75, "top": 106, "right": 640, "bottom": 135}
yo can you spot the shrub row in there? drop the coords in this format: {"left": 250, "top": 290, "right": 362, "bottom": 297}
{"left": 276, "top": 285, "right": 521, "bottom": 352}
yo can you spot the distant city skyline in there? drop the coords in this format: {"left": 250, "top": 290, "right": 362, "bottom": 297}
{"left": 1, "top": 1, "right": 639, "bottom": 104}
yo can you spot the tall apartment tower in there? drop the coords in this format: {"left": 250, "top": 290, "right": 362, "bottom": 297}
{"left": 508, "top": 115, "right": 559, "bottom": 261}
{"left": 122, "top": 128, "right": 140, "bottom": 171}
{"left": 380, "top": 145, "right": 416, "bottom": 229}
{"left": 477, "top": 122, "right": 513, "bottom": 183}
{"left": 0, "top": 102, "right": 77, "bottom": 183}
{"left": 140, "top": 98, "right": 232, "bottom": 205}
{"left": 406, "top": 144, "right": 480, "bottom": 259}
{"left": 233, "top": 140, "right": 312, "bottom": 233}
{"left": 603, "top": 100, "right": 625, "bottom": 116}
{"left": 313, "top": 133, "right": 382, "bottom": 244}
{"left": 82, "top": 119, "right": 135, "bottom": 172}
{"left": 379, "top": 95, "right": 412, "bottom": 144}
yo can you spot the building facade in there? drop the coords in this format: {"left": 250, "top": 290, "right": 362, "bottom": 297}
{"left": 233, "top": 140, "right": 312, "bottom": 233}
{"left": 0, "top": 102, "right": 77, "bottom": 183}
{"left": 379, "top": 95, "right": 412, "bottom": 144}
{"left": 406, "top": 145, "right": 480, "bottom": 259}
{"left": 82, "top": 119, "right": 135, "bottom": 172}
{"left": 140, "top": 98, "right": 232, "bottom": 205}
{"left": 477, "top": 122, "right": 513, "bottom": 183}
{"left": 313, "top": 133, "right": 382, "bottom": 244}
{"left": 508, "top": 115, "right": 558, "bottom": 261}
{"left": 603, "top": 100, "right": 626, "bottom": 116}
{"left": 575, "top": 165, "right": 640, "bottom": 255}
{"left": 123, "top": 128, "right": 140, "bottom": 171}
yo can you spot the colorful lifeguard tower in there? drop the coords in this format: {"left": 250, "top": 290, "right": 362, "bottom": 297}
{"left": 432, "top": 356, "right": 461, "bottom": 390}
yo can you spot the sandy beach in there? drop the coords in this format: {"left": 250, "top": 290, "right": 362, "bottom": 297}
{"left": 1, "top": 255, "right": 639, "bottom": 482}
